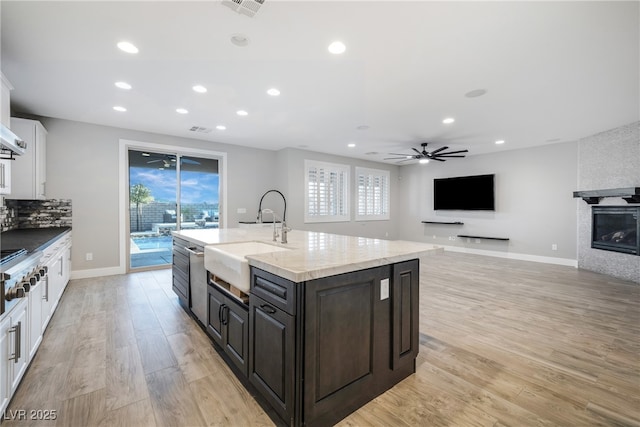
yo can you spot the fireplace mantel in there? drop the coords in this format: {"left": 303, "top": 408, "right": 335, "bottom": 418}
{"left": 573, "top": 187, "right": 640, "bottom": 204}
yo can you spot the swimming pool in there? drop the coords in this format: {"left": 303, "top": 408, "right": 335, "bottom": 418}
{"left": 131, "top": 235, "right": 173, "bottom": 250}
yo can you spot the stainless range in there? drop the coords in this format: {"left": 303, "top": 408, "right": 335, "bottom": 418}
{"left": 0, "top": 248, "right": 46, "bottom": 318}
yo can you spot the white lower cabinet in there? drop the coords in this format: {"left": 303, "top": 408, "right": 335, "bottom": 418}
{"left": 28, "top": 281, "right": 44, "bottom": 360}
{"left": 1, "top": 299, "right": 29, "bottom": 415}
{"left": 1, "top": 232, "right": 72, "bottom": 415}
{"left": 0, "top": 315, "right": 11, "bottom": 414}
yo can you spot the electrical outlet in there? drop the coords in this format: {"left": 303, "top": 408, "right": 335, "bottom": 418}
{"left": 552, "top": 244, "right": 558, "bottom": 251}
{"left": 380, "top": 278, "right": 389, "bottom": 300}
{"left": 85, "top": 252, "right": 93, "bottom": 261}
{"left": 237, "top": 208, "right": 246, "bottom": 214}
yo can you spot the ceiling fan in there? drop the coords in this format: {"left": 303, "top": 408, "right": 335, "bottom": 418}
{"left": 385, "top": 142, "right": 468, "bottom": 163}
{"left": 146, "top": 155, "right": 200, "bottom": 168}
{"left": 147, "top": 158, "right": 174, "bottom": 168}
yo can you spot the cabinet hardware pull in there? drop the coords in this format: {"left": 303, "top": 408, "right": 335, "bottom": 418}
{"left": 8, "top": 321, "right": 21, "bottom": 363}
{"left": 218, "top": 304, "right": 223, "bottom": 324}
{"left": 184, "top": 246, "right": 204, "bottom": 257}
{"left": 42, "top": 277, "right": 49, "bottom": 302}
{"left": 260, "top": 304, "right": 277, "bottom": 314}
{"left": 222, "top": 305, "right": 229, "bottom": 326}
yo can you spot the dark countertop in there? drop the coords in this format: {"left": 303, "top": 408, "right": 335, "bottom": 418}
{"left": 1, "top": 227, "right": 72, "bottom": 253}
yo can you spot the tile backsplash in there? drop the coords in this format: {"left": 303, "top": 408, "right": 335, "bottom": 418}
{"left": 2, "top": 198, "right": 72, "bottom": 230}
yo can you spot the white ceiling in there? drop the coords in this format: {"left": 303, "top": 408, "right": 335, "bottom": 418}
{"left": 1, "top": 1, "right": 638, "bottom": 164}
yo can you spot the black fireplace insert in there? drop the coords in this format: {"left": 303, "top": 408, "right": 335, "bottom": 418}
{"left": 591, "top": 206, "right": 639, "bottom": 255}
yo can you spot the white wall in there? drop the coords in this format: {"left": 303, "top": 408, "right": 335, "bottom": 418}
{"left": 41, "top": 117, "right": 277, "bottom": 273}
{"left": 40, "top": 116, "right": 634, "bottom": 278}
{"left": 396, "top": 141, "right": 579, "bottom": 264}
{"left": 274, "top": 147, "right": 401, "bottom": 240}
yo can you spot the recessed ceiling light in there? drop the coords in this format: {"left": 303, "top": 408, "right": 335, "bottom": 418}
{"left": 230, "top": 34, "right": 250, "bottom": 47}
{"left": 356, "top": 125, "right": 370, "bottom": 131}
{"left": 419, "top": 158, "right": 430, "bottom": 164}
{"left": 495, "top": 140, "right": 505, "bottom": 145}
{"left": 328, "top": 41, "right": 346, "bottom": 54}
{"left": 348, "top": 143, "right": 356, "bottom": 148}
{"left": 236, "top": 110, "right": 248, "bottom": 116}
{"left": 176, "top": 108, "right": 188, "bottom": 114}
{"left": 141, "top": 152, "right": 150, "bottom": 157}
{"left": 465, "top": 89, "right": 487, "bottom": 98}
{"left": 115, "top": 81, "right": 132, "bottom": 90}
{"left": 442, "top": 117, "right": 455, "bottom": 124}
{"left": 267, "top": 88, "right": 281, "bottom": 96}
{"left": 216, "top": 125, "right": 226, "bottom": 130}
{"left": 192, "top": 85, "right": 207, "bottom": 93}
{"left": 117, "top": 41, "right": 138, "bottom": 54}
{"left": 113, "top": 106, "right": 127, "bottom": 112}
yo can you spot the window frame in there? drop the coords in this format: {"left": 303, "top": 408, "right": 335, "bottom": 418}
{"left": 355, "top": 166, "right": 390, "bottom": 221}
{"left": 304, "top": 159, "right": 350, "bottom": 223}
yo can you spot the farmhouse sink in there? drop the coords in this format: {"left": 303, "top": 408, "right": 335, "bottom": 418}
{"left": 204, "top": 241, "right": 291, "bottom": 293}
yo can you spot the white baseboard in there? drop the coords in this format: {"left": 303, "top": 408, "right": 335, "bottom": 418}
{"left": 441, "top": 245, "right": 578, "bottom": 267}
{"left": 71, "top": 265, "right": 126, "bottom": 280}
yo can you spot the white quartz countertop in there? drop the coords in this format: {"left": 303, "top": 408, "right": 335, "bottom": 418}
{"left": 173, "top": 228, "right": 443, "bottom": 282}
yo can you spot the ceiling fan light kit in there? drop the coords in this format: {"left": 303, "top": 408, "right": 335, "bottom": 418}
{"left": 385, "top": 142, "right": 469, "bottom": 164}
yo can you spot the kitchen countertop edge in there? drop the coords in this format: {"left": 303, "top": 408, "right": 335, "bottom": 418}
{"left": 173, "top": 228, "right": 443, "bottom": 283}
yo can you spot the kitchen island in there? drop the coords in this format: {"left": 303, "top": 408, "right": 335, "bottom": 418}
{"left": 172, "top": 228, "right": 441, "bottom": 426}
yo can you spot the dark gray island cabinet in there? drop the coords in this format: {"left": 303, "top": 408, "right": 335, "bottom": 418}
{"left": 248, "top": 259, "right": 420, "bottom": 427}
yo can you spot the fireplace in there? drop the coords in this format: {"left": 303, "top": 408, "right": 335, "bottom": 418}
{"left": 591, "top": 206, "right": 639, "bottom": 255}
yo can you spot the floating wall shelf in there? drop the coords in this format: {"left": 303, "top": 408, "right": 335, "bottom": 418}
{"left": 421, "top": 221, "right": 464, "bottom": 225}
{"left": 457, "top": 234, "right": 510, "bottom": 241}
{"left": 573, "top": 187, "right": 640, "bottom": 204}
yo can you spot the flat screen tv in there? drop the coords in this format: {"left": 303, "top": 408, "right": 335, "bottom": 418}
{"left": 433, "top": 174, "right": 495, "bottom": 211}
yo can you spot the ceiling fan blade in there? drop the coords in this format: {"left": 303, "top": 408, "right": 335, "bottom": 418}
{"left": 387, "top": 153, "right": 413, "bottom": 156}
{"left": 412, "top": 148, "right": 423, "bottom": 156}
{"left": 147, "top": 159, "right": 162, "bottom": 163}
{"left": 435, "top": 155, "right": 466, "bottom": 158}
{"left": 431, "top": 158, "right": 446, "bottom": 161}
{"left": 384, "top": 157, "right": 411, "bottom": 160}
{"left": 181, "top": 158, "right": 201, "bottom": 165}
{"left": 429, "top": 146, "right": 449, "bottom": 155}
{"left": 438, "top": 149, "right": 469, "bottom": 155}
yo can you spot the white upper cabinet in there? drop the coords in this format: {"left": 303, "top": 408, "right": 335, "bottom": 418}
{"left": 1, "top": 73, "right": 12, "bottom": 128}
{"left": 9, "top": 117, "right": 47, "bottom": 199}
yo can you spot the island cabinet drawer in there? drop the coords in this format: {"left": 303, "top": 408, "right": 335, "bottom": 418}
{"left": 250, "top": 268, "right": 296, "bottom": 315}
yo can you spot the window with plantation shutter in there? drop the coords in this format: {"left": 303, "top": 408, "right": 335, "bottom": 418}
{"left": 304, "top": 160, "right": 350, "bottom": 223}
{"left": 355, "top": 167, "right": 390, "bottom": 221}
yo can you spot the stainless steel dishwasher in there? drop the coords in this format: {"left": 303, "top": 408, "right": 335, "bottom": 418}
{"left": 185, "top": 244, "right": 207, "bottom": 324}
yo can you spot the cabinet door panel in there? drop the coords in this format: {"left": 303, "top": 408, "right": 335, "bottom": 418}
{"left": 316, "top": 282, "right": 372, "bottom": 400}
{"left": 0, "top": 317, "right": 11, "bottom": 414}
{"left": 225, "top": 301, "right": 248, "bottom": 376}
{"left": 207, "top": 287, "right": 224, "bottom": 344}
{"left": 392, "top": 259, "right": 419, "bottom": 370}
{"left": 304, "top": 266, "right": 389, "bottom": 424}
{"left": 249, "top": 294, "right": 295, "bottom": 423}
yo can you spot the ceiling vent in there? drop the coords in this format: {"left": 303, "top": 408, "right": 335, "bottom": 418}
{"left": 189, "top": 126, "right": 212, "bottom": 133}
{"left": 221, "top": 0, "right": 265, "bottom": 18}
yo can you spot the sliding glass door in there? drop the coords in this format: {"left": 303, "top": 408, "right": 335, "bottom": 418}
{"left": 128, "top": 149, "right": 219, "bottom": 269}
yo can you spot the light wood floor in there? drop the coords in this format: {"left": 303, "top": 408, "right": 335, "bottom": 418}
{"left": 4, "top": 252, "right": 639, "bottom": 426}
